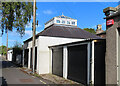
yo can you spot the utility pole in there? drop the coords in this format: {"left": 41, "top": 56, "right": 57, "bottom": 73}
{"left": 6, "top": 28, "right": 8, "bottom": 60}
{"left": 32, "top": 0, "right": 36, "bottom": 74}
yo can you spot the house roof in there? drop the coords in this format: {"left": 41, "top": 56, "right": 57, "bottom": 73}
{"left": 24, "top": 24, "right": 102, "bottom": 43}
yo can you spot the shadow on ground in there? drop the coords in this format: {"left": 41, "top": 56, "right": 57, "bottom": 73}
{"left": 0, "top": 77, "right": 8, "bottom": 86}
{"left": 2, "top": 61, "right": 17, "bottom": 68}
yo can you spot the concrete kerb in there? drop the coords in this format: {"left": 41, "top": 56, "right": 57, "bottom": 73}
{"left": 20, "top": 67, "right": 55, "bottom": 84}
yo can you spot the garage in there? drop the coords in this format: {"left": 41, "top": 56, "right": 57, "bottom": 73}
{"left": 52, "top": 48, "right": 63, "bottom": 77}
{"left": 67, "top": 44, "right": 87, "bottom": 85}
{"left": 50, "top": 39, "right": 106, "bottom": 85}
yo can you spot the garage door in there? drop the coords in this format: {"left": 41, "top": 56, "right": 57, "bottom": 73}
{"left": 94, "top": 41, "right": 105, "bottom": 85}
{"left": 24, "top": 49, "right": 29, "bottom": 67}
{"left": 52, "top": 48, "right": 63, "bottom": 77}
{"left": 68, "top": 44, "right": 87, "bottom": 85}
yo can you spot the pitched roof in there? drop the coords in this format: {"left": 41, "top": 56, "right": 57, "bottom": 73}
{"left": 24, "top": 24, "right": 102, "bottom": 43}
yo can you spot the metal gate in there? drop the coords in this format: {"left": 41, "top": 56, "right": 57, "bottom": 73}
{"left": 67, "top": 44, "right": 87, "bottom": 85}
{"left": 52, "top": 48, "right": 63, "bottom": 77}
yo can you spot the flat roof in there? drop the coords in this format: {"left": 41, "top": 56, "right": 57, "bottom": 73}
{"left": 49, "top": 39, "right": 105, "bottom": 48}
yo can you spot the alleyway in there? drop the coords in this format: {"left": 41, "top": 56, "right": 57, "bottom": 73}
{"left": 0, "top": 56, "right": 54, "bottom": 85}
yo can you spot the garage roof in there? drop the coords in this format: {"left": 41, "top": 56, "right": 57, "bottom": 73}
{"left": 24, "top": 24, "right": 102, "bottom": 43}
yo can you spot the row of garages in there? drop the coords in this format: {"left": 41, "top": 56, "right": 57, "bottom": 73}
{"left": 23, "top": 39, "right": 105, "bottom": 85}
{"left": 49, "top": 39, "right": 106, "bottom": 85}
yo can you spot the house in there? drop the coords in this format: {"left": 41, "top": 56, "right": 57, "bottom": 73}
{"left": 23, "top": 15, "right": 102, "bottom": 85}
{"left": 103, "top": 5, "right": 120, "bottom": 85}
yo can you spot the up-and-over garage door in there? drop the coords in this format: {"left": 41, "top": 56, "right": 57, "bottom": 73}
{"left": 67, "top": 44, "right": 87, "bottom": 85}
{"left": 52, "top": 48, "right": 63, "bottom": 77}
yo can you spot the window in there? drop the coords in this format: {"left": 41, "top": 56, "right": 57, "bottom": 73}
{"left": 72, "top": 22, "right": 75, "bottom": 25}
{"left": 62, "top": 20, "right": 65, "bottom": 24}
{"left": 56, "top": 20, "right": 60, "bottom": 23}
{"left": 67, "top": 21, "right": 70, "bottom": 24}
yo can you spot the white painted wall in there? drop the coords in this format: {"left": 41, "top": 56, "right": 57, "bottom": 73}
{"left": 45, "top": 17, "right": 77, "bottom": 28}
{"left": 24, "top": 38, "right": 38, "bottom": 69}
{"left": 45, "top": 18, "right": 54, "bottom": 28}
{"left": 7, "top": 50, "right": 13, "bottom": 61}
{"left": 54, "top": 17, "right": 77, "bottom": 26}
{"left": 37, "top": 36, "right": 84, "bottom": 74}
{"left": 63, "top": 46, "right": 68, "bottom": 79}
{"left": 24, "top": 36, "right": 84, "bottom": 74}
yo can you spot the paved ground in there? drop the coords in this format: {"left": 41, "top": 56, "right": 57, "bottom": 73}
{"left": 1, "top": 56, "right": 54, "bottom": 85}
{"left": 0, "top": 56, "right": 82, "bottom": 86}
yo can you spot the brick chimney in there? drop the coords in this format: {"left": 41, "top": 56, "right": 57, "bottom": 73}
{"left": 96, "top": 24, "right": 104, "bottom": 34}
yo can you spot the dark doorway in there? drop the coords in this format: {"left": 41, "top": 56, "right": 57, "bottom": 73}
{"left": 30, "top": 47, "right": 37, "bottom": 70}
{"left": 52, "top": 48, "right": 63, "bottom": 77}
{"left": 35, "top": 47, "right": 37, "bottom": 70}
{"left": 24, "top": 49, "right": 29, "bottom": 67}
{"left": 94, "top": 41, "right": 106, "bottom": 85}
{"left": 30, "top": 48, "right": 32, "bottom": 69}
{"left": 68, "top": 44, "right": 87, "bottom": 85}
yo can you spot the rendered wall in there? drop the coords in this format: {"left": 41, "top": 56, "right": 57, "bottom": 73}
{"left": 24, "top": 38, "right": 38, "bottom": 69}
{"left": 106, "top": 16, "right": 119, "bottom": 84}
{"left": 37, "top": 36, "right": 83, "bottom": 74}
{"left": 118, "top": 28, "right": 120, "bottom": 85}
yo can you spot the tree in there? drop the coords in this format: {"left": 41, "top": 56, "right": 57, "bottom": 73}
{"left": 1, "top": 2, "right": 33, "bottom": 36}
{"left": 83, "top": 28, "right": 96, "bottom": 34}
{"left": 0, "top": 1, "right": 2, "bottom": 10}
{"left": 12, "top": 41, "right": 22, "bottom": 49}
{"left": 1, "top": 2, "right": 33, "bottom": 59}
{"left": 0, "top": 45, "right": 7, "bottom": 55}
